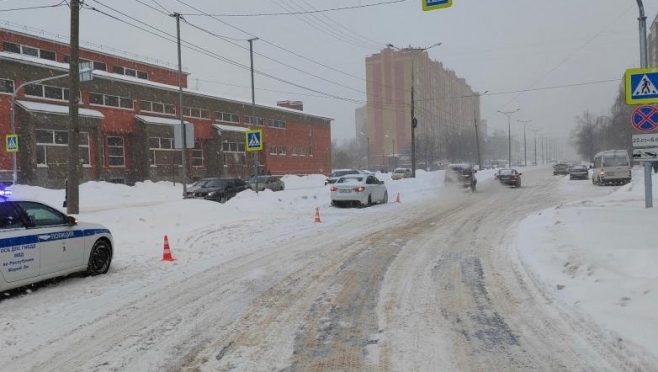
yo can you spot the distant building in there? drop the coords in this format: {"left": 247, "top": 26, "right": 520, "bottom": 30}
{"left": 0, "top": 26, "right": 332, "bottom": 187}
{"left": 365, "top": 47, "right": 481, "bottom": 170}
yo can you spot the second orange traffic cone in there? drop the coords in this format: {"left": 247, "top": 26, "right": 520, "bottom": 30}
{"left": 313, "top": 207, "right": 322, "bottom": 223}
{"left": 162, "top": 235, "right": 176, "bottom": 261}
{"left": 395, "top": 192, "right": 401, "bottom": 204}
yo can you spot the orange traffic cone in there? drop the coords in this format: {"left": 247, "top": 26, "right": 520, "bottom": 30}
{"left": 395, "top": 192, "right": 401, "bottom": 204}
{"left": 313, "top": 207, "right": 322, "bottom": 223}
{"left": 162, "top": 235, "right": 176, "bottom": 261}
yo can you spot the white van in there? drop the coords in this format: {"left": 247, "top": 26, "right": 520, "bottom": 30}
{"left": 592, "top": 150, "right": 631, "bottom": 185}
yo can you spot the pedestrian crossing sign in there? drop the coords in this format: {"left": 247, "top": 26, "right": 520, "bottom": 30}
{"left": 625, "top": 67, "right": 658, "bottom": 105}
{"left": 5, "top": 134, "right": 18, "bottom": 153}
{"left": 245, "top": 129, "right": 263, "bottom": 152}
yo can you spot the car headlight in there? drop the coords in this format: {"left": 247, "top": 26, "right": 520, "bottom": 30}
{"left": 207, "top": 191, "right": 216, "bottom": 197}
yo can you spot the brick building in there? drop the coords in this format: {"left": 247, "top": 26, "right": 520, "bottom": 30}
{"left": 0, "top": 27, "right": 332, "bottom": 188}
{"left": 365, "top": 47, "right": 481, "bottom": 169}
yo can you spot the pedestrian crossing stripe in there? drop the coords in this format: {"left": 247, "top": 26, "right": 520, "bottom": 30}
{"left": 632, "top": 75, "right": 658, "bottom": 96}
{"left": 245, "top": 129, "right": 263, "bottom": 152}
{"left": 5, "top": 134, "right": 18, "bottom": 153}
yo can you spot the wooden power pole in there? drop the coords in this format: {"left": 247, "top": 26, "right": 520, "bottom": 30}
{"left": 67, "top": 0, "right": 81, "bottom": 214}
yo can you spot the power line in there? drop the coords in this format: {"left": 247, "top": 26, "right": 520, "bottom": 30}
{"left": 178, "top": 0, "right": 407, "bottom": 17}
{"left": 0, "top": 1, "right": 66, "bottom": 12}
{"left": 84, "top": 1, "right": 366, "bottom": 105}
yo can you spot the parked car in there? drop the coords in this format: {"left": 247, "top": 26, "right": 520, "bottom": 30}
{"left": 0, "top": 199, "right": 114, "bottom": 292}
{"left": 568, "top": 164, "right": 589, "bottom": 180}
{"left": 391, "top": 167, "right": 412, "bottom": 180}
{"left": 187, "top": 177, "right": 248, "bottom": 203}
{"left": 497, "top": 168, "right": 522, "bottom": 187}
{"left": 330, "top": 174, "right": 388, "bottom": 208}
{"left": 325, "top": 169, "right": 360, "bottom": 185}
{"left": 553, "top": 163, "right": 570, "bottom": 175}
{"left": 247, "top": 175, "right": 285, "bottom": 191}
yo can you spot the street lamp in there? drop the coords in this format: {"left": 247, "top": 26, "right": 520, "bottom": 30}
{"left": 517, "top": 119, "right": 532, "bottom": 167}
{"left": 529, "top": 128, "right": 541, "bottom": 166}
{"left": 359, "top": 131, "right": 370, "bottom": 169}
{"left": 387, "top": 42, "right": 441, "bottom": 177}
{"left": 497, "top": 109, "right": 520, "bottom": 168}
{"left": 473, "top": 90, "right": 488, "bottom": 170}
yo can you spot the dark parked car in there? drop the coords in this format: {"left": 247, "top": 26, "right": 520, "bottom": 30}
{"left": 187, "top": 177, "right": 248, "bottom": 203}
{"left": 497, "top": 168, "right": 522, "bottom": 187}
{"left": 553, "top": 163, "right": 570, "bottom": 175}
{"left": 247, "top": 175, "right": 285, "bottom": 191}
{"left": 569, "top": 164, "right": 589, "bottom": 180}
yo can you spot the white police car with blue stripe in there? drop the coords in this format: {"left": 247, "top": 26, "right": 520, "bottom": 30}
{"left": 0, "top": 196, "right": 113, "bottom": 293}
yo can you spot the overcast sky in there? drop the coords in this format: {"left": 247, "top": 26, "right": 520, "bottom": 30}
{"left": 2, "top": 0, "right": 657, "bottom": 144}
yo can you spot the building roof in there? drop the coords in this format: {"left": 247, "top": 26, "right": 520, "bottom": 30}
{"left": 135, "top": 115, "right": 191, "bottom": 126}
{"left": 0, "top": 52, "right": 334, "bottom": 121}
{"left": 213, "top": 123, "right": 250, "bottom": 133}
{"left": 16, "top": 100, "right": 104, "bottom": 119}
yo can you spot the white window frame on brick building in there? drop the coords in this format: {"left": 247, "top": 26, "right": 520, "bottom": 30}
{"left": 36, "top": 129, "right": 90, "bottom": 167}
{"left": 107, "top": 136, "right": 125, "bottom": 167}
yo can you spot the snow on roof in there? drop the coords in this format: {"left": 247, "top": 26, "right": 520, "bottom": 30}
{"left": 212, "top": 123, "right": 250, "bottom": 133}
{"left": 16, "top": 100, "right": 104, "bottom": 118}
{"left": 0, "top": 52, "right": 334, "bottom": 121}
{"left": 135, "top": 115, "right": 191, "bottom": 126}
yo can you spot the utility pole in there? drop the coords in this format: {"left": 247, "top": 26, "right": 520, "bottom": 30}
{"left": 636, "top": 0, "right": 652, "bottom": 208}
{"left": 172, "top": 12, "right": 188, "bottom": 198}
{"left": 248, "top": 37, "right": 259, "bottom": 193}
{"left": 517, "top": 119, "right": 532, "bottom": 167}
{"left": 411, "top": 65, "right": 417, "bottom": 177}
{"left": 529, "top": 129, "right": 540, "bottom": 166}
{"left": 497, "top": 109, "right": 520, "bottom": 168}
{"left": 66, "top": 0, "right": 81, "bottom": 214}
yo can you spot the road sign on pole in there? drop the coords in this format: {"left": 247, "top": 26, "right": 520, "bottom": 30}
{"left": 422, "top": 0, "right": 452, "bottom": 11}
{"left": 245, "top": 129, "right": 263, "bottom": 152}
{"left": 625, "top": 67, "right": 658, "bottom": 104}
{"left": 631, "top": 105, "right": 658, "bottom": 133}
{"left": 5, "top": 134, "right": 18, "bottom": 153}
{"left": 632, "top": 133, "right": 658, "bottom": 147}
{"left": 632, "top": 147, "right": 658, "bottom": 161}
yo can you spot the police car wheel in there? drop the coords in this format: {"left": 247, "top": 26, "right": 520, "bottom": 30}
{"left": 87, "top": 239, "right": 112, "bottom": 275}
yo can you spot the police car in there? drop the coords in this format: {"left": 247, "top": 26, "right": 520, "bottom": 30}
{"left": 0, "top": 190, "right": 113, "bottom": 292}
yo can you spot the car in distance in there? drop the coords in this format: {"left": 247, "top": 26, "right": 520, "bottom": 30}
{"left": 330, "top": 174, "right": 388, "bottom": 207}
{"left": 0, "top": 199, "right": 113, "bottom": 292}
{"left": 553, "top": 163, "right": 570, "bottom": 175}
{"left": 497, "top": 168, "right": 522, "bottom": 187}
{"left": 444, "top": 163, "right": 478, "bottom": 191}
{"left": 188, "top": 177, "right": 248, "bottom": 203}
{"left": 247, "top": 175, "right": 285, "bottom": 191}
{"left": 391, "top": 167, "right": 412, "bottom": 180}
{"left": 325, "top": 169, "right": 360, "bottom": 185}
{"left": 569, "top": 165, "right": 589, "bottom": 180}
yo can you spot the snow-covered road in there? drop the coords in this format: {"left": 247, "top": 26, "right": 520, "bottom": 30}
{"left": 1, "top": 168, "right": 656, "bottom": 371}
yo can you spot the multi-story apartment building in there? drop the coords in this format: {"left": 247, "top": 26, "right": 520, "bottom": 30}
{"left": 365, "top": 47, "right": 481, "bottom": 170}
{"left": 0, "top": 27, "right": 332, "bottom": 188}
{"left": 649, "top": 12, "right": 658, "bottom": 67}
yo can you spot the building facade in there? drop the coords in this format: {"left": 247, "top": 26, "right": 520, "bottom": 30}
{"left": 0, "top": 27, "right": 332, "bottom": 188}
{"left": 365, "top": 47, "right": 481, "bottom": 170}
{"left": 649, "top": 12, "right": 658, "bottom": 67}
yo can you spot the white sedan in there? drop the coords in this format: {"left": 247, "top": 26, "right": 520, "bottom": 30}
{"left": 0, "top": 199, "right": 113, "bottom": 293}
{"left": 329, "top": 174, "right": 388, "bottom": 207}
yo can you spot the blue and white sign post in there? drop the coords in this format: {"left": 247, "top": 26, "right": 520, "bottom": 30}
{"left": 422, "top": 0, "right": 452, "bottom": 11}
{"left": 5, "top": 134, "right": 18, "bottom": 153}
{"left": 625, "top": 68, "right": 658, "bottom": 105}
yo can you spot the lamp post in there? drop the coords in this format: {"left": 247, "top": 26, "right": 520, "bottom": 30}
{"left": 473, "top": 90, "right": 487, "bottom": 170}
{"left": 497, "top": 109, "right": 520, "bottom": 168}
{"left": 359, "top": 131, "right": 370, "bottom": 169}
{"left": 517, "top": 119, "right": 532, "bottom": 167}
{"left": 387, "top": 42, "right": 441, "bottom": 177}
{"left": 529, "top": 129, "right": 540, "bottom": 166}
{"left": 248, "top": 37, "right": 259, "bottom": 193}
